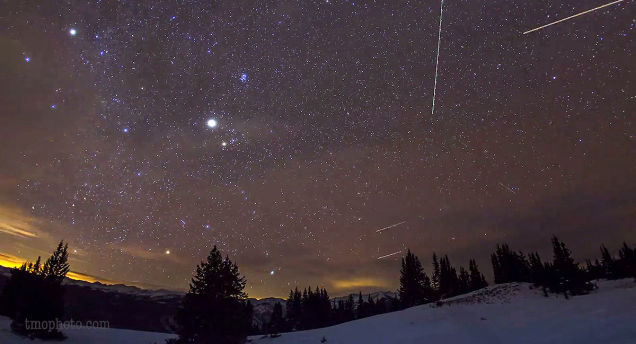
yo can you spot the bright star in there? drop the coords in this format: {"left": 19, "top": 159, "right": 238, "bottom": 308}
{"left": 69, "top": 28, "right": 77, "bottom": 36}
{"left": 165, "top": 250, "right": 171, "bottom": 255}
{"left": 206, "top": 119, "right": 218, "bottom": 128}
{"left": 239, "top": 73, "right": 247, "bottom": 83}
{"left": 221, "top": 141, "right": 227, "bottom": 147}
{"left": 270, "top": 270, "right": 275, "bottom": 275}
{"left": 24, "top": 57, "right": 30, "bottom": 62}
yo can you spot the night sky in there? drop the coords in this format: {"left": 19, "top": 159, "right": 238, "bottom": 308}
{"left": 0, "top": 0, "right": 634, "bottom": 298}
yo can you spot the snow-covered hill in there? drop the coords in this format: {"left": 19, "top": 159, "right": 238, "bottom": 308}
{"left": 249, "top": 279, "right": 636, "bottom": 344}
{"left": 1, "top": 279, "right": 634, "bottom": 343}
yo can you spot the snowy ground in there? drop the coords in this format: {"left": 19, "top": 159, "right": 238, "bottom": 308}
{"left": 1, "top": 279, "right": 634, "bottom": 343}
{"left": 0, "top": 316, "right": 176, "bottom": 344}
{"left": 250, "top": 279, "right": 636, "bottom": 344}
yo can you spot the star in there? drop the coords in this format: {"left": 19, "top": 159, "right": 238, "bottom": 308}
{"left": 239, "top": 73, "right": 247, "bottom": 83}
{"left": 24, "top": 57, "right": 30, "bottom": 62}
{"left": 206, "top": 119, "right": 218, "bottom": 128}
{"left": 69, "top": 28, "right": 77, "bottom": 36}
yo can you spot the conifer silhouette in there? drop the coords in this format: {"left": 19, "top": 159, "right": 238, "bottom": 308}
{"left": 173, "top": 246, "right": 251, "bottom": 344}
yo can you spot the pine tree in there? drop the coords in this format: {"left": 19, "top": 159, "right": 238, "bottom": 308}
{"left": 438, "top": 255, "right": 459, "bottom": 297}
{"left": 468, "top": 259, "right": 488, "bottom": 291}
{"left": 549, "top": 236, "right": 593, "bottom": 297}
{"left": 617, "top": 242, "right": 636, "bottom": 278}
{"left": 344, "top": 294, "right": 355, "bottom": 321}
{"left": 366, "top": 294, "right": 376, "bottom": 316}
{"left": 301, "top": 287, "right": 311, "bottom": 328}
{"left": 585, "top": 259, "right": 603, "bottom": 280}
{"left": 421, "top": 270, "right": 435, "bottom": 301}
{"left": 491, "top": 243, "right": 530, "bottom": 283}
{"left": 373, "top": 295, "right": 388, "bottom": 315}
{"left": 528, "top": 252, "right": 547, "bottom": 285}
{"left": 356, "top": 292, "right": 365, "bottom": 319}
{"left": 318, "top": 288, "right": 331, "bottom": 327}
{"left": 245, "top": 300, "right": 254, "bottom": 333}
{"left": 399, "top": 250, "right": 428, "bottom": 307}
{"left": 286, "top": 287, "right": 302, "bottom": 330}
{"left": 174, "top": 246, "right": 251, "bottom": 344}
{"left": 600, "top": 245, "right": 617, "bottom": 279}
{"left": 432, "top": 253, "right": 440, "bottom": 291}
{"left": 333, "top": 299, "right": 345, "bottom": 324}
{"left": 458, "top": 267, "right": 470, "bottom": 294}
{"left": 267, "top": 302, "right": 285, "bottom": 334}
{"left": 43, "top": 241, "right": 70, "bottom": 281}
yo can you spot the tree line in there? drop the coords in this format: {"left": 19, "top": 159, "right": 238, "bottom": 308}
{"left": 397, "top": 236, "right": 635, "bottom": 310}
{"left": 0, "top": 241, "right": 69, "bottom": 340}
{"left": 1, "top": 237, "right": 634, "bottom": 343}
{"left": 399, "top": 251, "right": 489, "bottom": 307}
{"left": 490, "top": 237, "right": 635, "bottom": 297}
{"left": 265, "top": 285, "right": 400, "bottom": 334}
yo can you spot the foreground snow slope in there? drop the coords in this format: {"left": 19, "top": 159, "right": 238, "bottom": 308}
{"left": 0, "top": 316, "right": 176, "bottom": 344}
{"left": 250, "top": 279, "right": 636, "bottom": 344}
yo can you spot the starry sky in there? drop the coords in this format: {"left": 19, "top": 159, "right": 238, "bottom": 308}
{"left": 0, "top": 0, "right": 634, "bottom": 298}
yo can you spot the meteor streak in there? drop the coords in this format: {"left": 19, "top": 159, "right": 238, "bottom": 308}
{"left": 377, "top": 251, "right": 402, "bottom": 260}
{"left": 431, "top": 0, "right": 445, "bottom": 115}
{"left": 376, "top": 221, "right": 406, "bottom": 233}
{"left": 499, "top": 182, "right": 517, "bottom": 194}
{"left": 523, "top": 0, "right": 624, "bottom": 35}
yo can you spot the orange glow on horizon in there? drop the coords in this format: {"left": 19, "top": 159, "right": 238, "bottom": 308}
{"left": 1, "top": 252, "right": 288, "bottom": 298}
{"left": 0, "top": 254, "right": 24, "bottom": 269}
{"left": 0, "top": 253, "right": 119, "bottom": 286}
{"left": 331, "top": 277, "right": 388, "bottom": 290}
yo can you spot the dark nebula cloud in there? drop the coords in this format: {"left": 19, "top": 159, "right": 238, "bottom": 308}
{"left": 0, "top": 0, "right": 633, "bottom": 298}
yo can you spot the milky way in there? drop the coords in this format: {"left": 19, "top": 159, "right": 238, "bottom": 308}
{"left": 0, "top": 0, "right": 634, "bottom": 298}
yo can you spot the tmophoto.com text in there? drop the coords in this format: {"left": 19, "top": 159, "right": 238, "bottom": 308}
{"left": 25, "top": 319, "right": 110, "bottom": 330}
